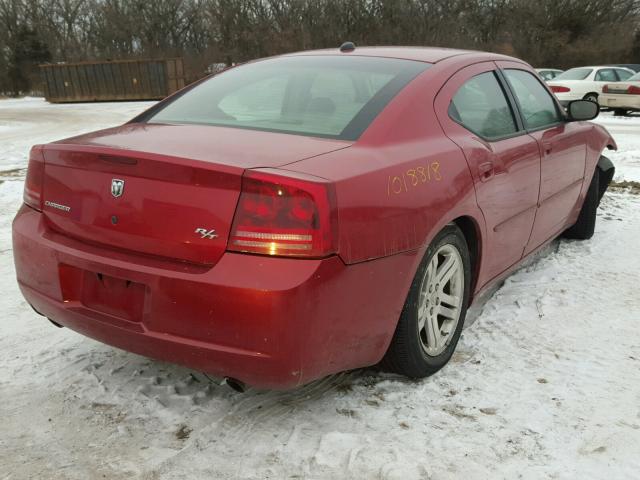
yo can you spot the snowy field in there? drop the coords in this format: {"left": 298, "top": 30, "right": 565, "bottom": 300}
{"left": 1, "top": 98, "right": 639, "bottom": 480}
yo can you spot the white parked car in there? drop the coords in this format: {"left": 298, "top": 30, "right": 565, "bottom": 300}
{"left": 535, "top": 68, "right": 563, "bottom": 82}
{"left": 547, "top": 66, "right": 635, "bottom": 105}
{"left": 599, "top": 71, "right": 640, "bottom": 115}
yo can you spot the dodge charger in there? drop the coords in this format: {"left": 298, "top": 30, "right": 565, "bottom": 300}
{"left": 13, "top": 45, "right": 616, "bottom": 390}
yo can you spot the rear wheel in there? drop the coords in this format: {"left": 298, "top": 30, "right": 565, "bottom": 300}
{"left": 583, "top": 92, "right": 598, "bottom": 103}
{"left": 564, "top": 169, "right": 600, "bottom": 240}
{"left": 613, "top": 108, "right": 628, "bottom": 116}
{"left": 383, "top": 225, "right": 471, "bottom": 378}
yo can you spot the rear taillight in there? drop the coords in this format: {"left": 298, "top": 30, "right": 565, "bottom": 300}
{"left": 24, "top": 146, "right": 45, "bottom": 211}
{"left": 602, "top": 85, "right": 610, "bottom": 93}
{"left": 228, "top": 169, "right": 337, "bottom": 258}
{"left": 550, "top": 86, "right": 570, "bottom": 93}
{"left": 628, "top": 85, "right": 640, "bottom": 95}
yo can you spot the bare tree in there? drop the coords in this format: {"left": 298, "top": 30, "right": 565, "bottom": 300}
{"left": 1, "top": 0, "right": 639, "bottom": 96}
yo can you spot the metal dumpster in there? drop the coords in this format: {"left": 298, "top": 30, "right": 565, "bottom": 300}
{"left": 40, "top": 58, "right": 185, "bottom": 103}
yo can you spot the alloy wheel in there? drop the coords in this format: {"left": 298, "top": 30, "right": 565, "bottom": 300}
{"left": 417, "top": 244, "right": 465, "bottom": 356}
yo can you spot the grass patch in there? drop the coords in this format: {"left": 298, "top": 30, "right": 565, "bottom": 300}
{"left": 609, "top": 180, "right": 640, "bottom": 194}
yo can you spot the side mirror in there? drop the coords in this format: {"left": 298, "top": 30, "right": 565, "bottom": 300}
{"left": 567, "top": 100, "right": 599, "bottom": 121}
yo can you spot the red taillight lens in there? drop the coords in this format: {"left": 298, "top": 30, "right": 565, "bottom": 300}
{"left": 628, "top": 85, "right": 640, "bottom": 94}
{"left": 24, "top": 146, "right": 45, "bottom": 211}
{"left": 228, "top": 169, "right": 337, "bottom": 258}
{"left": 602, "top": 85, "right": 610, "bottom": 93}
{"left": 550, "top": 86, "right": 570, "bottom": 93}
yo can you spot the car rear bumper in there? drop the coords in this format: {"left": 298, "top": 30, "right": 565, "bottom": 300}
{"left": 13, "top": 205, "right": 415, "bottom": 389}
{"left": 598, "top": 94, "right": 640, "bottom": 110}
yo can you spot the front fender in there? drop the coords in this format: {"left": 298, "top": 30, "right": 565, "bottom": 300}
{"left": 594, "top": 123, "right": 617, "bottom": 151}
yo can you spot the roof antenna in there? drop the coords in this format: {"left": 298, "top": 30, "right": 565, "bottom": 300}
{"left": 340, "top": 41, "right": 356, "bottom": 53}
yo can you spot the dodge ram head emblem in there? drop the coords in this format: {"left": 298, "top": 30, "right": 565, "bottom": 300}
{"left": 111, "top": 179, "right": 125, "bottom": 198}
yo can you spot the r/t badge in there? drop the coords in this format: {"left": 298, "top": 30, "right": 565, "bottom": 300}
{"left": 195, "top": 228, "right": 218, "bottom": 240}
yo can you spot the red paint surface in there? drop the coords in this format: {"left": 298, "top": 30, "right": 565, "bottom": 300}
{"left": 13, "top": 48, "right": 615, "bottom": 388}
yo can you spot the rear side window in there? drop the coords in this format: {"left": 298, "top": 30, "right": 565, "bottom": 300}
{"left": 449, "top": 71, "right": 518, "bottom": 140}
{"left": 539, "top": 71, "right": 554, "bottom": 81}
{"left": 147, "top": 56, "right": 429, "bottom": 140}
{"left": 595, "top": 69, "right": 617, "bottom": 82}
{"left": 615, "top": 69, "right": 633, "bottom": 81}
{"left": 504, "top": 69, "right": 561, "bottom": 130}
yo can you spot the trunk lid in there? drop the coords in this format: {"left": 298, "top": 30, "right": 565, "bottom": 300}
{"left": 41, "top": 124, "right": 350, "bottom": 265}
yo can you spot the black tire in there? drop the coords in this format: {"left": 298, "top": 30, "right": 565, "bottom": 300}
{"left": 613, "top": 108, "right": 628, "bottom": 117}
{"left": 564, "top": 169, "right": 600, "bottom": 240}
{"left": 583, "top": 93, "right": 598, "bottom": 103}
{"left": 382, "top": 224, "right": 471, "bottom": 378}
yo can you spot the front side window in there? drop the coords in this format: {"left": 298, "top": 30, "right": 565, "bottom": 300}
{"left": 504, "top": 69, "right": 561, "bottom": 130}
{"left": 147, "top": 56, "right": 430, "bottom": 140}
{"left": 449, "top": 71, "right": 518, "bottom": 139}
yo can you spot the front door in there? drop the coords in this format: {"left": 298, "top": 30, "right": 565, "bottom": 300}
{"left": 499, "top": 64, "right": 587, "bottom": 253}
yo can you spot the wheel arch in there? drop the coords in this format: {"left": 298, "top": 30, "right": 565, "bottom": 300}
{"left": 451, "top": 215, "right": 482, "bottom": 298}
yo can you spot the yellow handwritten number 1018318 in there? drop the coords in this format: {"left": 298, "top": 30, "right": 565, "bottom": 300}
{"left": 387, "top": 161, "right": 442, "bottom": 196}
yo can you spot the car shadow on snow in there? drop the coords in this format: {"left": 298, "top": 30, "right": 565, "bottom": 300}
{"left": 82, "top": 339, "right": 412, "bottom": 400}
{"left": 67, "top": 336, "right": 442, "bottom": 409}
{"left": 59, "top": 339, "right": 425, "bottom": 445}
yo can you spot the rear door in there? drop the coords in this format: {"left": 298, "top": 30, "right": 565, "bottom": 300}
{"left": 499, "top": 64, "right": 587, "bottom": 253}
{"left": 435, "top": 62, "right": 541, "bottom": 285}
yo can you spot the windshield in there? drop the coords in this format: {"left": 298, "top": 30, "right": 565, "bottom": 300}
{"left": 554, "top": 68, "right": 593, "bottom": 81}
{"left": 148, "top": 56, "right": 430, "bottom": 140}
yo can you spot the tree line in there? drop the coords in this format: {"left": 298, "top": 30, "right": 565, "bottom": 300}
{"left": 1, "top": 0, "right": 639, "bottom": 95}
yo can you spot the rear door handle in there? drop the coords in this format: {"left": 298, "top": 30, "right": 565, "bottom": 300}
{"left": 542, "top": 141, "right": 553, "bottom": 155}
{"left": 478, "top": 161, "right": 494, "bottom": 182}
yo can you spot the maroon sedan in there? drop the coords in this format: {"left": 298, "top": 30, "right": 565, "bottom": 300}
{"left": 13, "top": 46, "right": 615, "bottom": 390}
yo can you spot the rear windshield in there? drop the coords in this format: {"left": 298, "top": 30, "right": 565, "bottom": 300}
{"left": 629, "top": 72, "right": 640, "bottom": 81}
{"left": 147, "top": 55, "right": 430, "bottom": 140}
{"left": 554, "top": 68, "right": 593, "bottom": 80}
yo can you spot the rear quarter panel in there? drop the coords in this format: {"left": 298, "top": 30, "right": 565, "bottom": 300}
{"left": 282, "top": 64, "right": 483, "bottom": 266}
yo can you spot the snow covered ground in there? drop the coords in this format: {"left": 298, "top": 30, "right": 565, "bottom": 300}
{"left": 1, "top": 98, "right": 639, "bottom": 480}
{"left": 593, "top": 113, "right": 640, "bottom": 183}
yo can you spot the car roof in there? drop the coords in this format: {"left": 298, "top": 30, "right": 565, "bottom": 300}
{"left": 609, "top": 63, "right": 640, "bottom": 69}
{"left": 570, "top": 65, "right": 633, "bottom": 70}
{"left": 285, "top": 46, "right": 518, "bottom": 64}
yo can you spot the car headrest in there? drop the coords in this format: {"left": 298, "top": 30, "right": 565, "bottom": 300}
{"left": 306, "top": 97, "right": 336, "bottom": 115}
